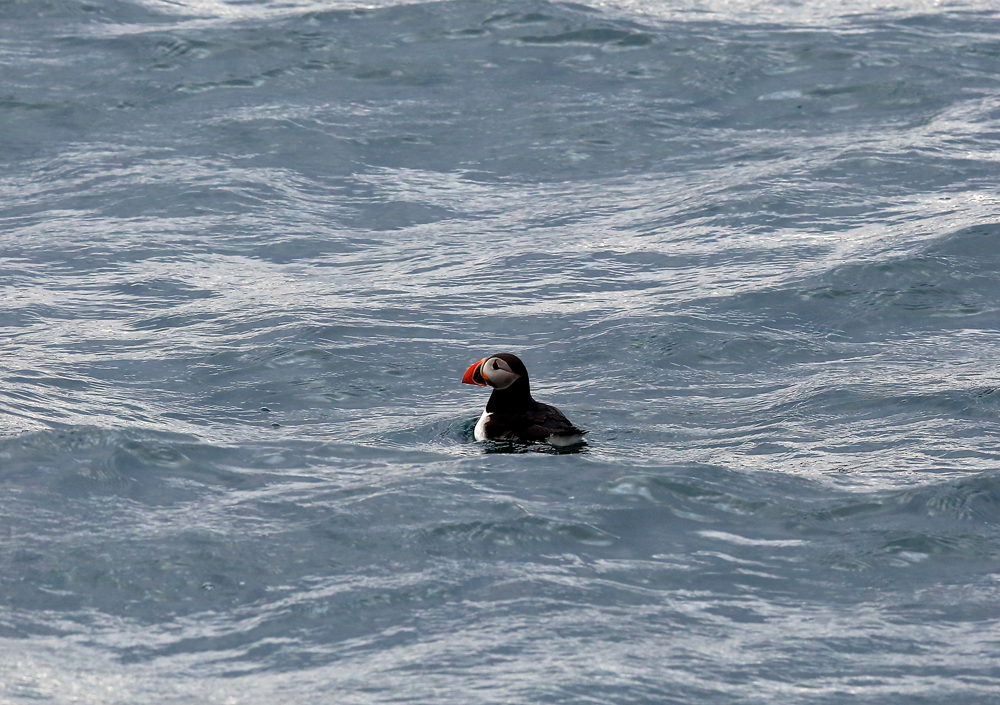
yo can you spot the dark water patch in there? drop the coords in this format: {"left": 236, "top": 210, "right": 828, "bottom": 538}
{"left": 688, "top": 224, "right": 1000, "bottom": 351}
{"left": 111, "top": 278, "right": 216, "bottom": 301}
{"left": 0, "top": 0, "right": 179, "bottom": 23}
{"left": 925, "top": 222, "right": 1000, "bottom": 260}
{"left": 519, "top": 28, "right": 654, "bottom": 47}
{"left": 797, "top": 261, "right": 986, "bottom": 321}
{"left": 0, "top": 426, "right": 271, "bottom": 501}
{"left": 484, "top": 11, "right": 556, "bottom": 26}
{"left": 894, "top": 474, "right": 1000, "bottom": 524}
{"left": 131, "top": 311, "right": 220, "bottom": 331}
{"left": 428, "top": 514, "right": 614, "bottom": 547}
{"left": 785, "top": 472, "right": 1000, "bottom": 576}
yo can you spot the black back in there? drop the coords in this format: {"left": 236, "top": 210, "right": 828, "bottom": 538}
{"left": 482, "top": 353, "right": 586, "bottom": 441}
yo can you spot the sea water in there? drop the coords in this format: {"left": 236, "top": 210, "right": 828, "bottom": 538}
{"left": 2, "top": 0, "right": 1000, "bottom": 702}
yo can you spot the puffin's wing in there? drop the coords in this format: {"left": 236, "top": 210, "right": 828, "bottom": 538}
{"left": 522, "top": 403, "right": 587, "bottom": 440}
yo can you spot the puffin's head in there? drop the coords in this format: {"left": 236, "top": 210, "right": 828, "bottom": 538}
{"left": 462, "top": 352, "right": 528, "bottom": 390}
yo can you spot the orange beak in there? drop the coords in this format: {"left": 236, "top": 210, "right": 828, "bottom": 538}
{"left": 462, "top": 358, "right": 488, "bottom": 386}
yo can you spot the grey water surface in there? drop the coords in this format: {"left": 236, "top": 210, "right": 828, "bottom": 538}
{"left": 2, "top": 0, "right": 1000, "bottom": 702}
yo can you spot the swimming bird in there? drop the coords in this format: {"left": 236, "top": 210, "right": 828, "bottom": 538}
{"left": 462, "top": 352, "right": 587, "bottom": 445}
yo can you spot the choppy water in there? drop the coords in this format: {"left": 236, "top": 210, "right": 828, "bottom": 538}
{"left": 3, "top": 0, "right": 1000, "bottom": 702}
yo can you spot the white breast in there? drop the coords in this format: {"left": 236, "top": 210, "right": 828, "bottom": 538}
{"left": 474, "top": 410, "right": 491, "bottom": 441}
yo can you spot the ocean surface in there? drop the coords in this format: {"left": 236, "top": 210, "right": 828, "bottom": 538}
{"left": 3, "top": 0, "right": 1000, "bottom": 702}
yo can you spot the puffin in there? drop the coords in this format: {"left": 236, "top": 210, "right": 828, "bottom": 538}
{"left": 462, "top": 352, "right": 587, "bottom": 446}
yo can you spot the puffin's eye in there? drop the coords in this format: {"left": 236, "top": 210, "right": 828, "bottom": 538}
{"left": 491, "top": 361, "right": 499, "bottom": 370}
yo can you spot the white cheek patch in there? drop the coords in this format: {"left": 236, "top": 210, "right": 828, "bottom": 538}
{"left": 482, "top": 357, "right": 520, "bottom": 390}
